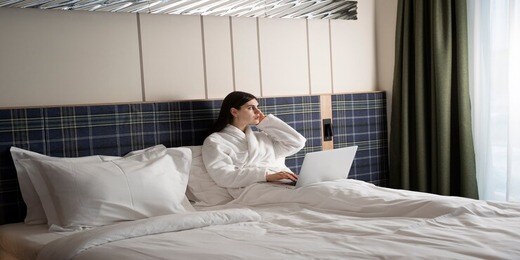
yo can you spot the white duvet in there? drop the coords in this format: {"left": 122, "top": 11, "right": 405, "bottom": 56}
{"left": 38, "top": 180, "right": 520, "bottom": 259}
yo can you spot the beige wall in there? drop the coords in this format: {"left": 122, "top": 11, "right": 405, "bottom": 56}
{"left": 375, "top": 0, "right": 398, "bottom": 128}
{"left": 0, "top": 0, "right": 385, "bottom": 108}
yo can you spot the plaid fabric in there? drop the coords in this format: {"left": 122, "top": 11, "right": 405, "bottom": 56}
{"left": 258, "top": 96, "right": 322, "bottom": 173}
{"left": 0, "top": 108, "right": 45, "bottom": 224}
{"left": 332, "top": 92, "right": 389, "bottom": 186}
{"left": 0, "top": 96, "right": 321, "bottom": 224}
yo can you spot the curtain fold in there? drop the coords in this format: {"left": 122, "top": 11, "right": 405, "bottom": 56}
{"left": 390, "top": 0, "right": 478, "bottom": 198}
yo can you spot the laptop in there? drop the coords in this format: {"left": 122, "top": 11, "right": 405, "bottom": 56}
{"left": 276, "top": 146, "right": 358, "bottom": 188}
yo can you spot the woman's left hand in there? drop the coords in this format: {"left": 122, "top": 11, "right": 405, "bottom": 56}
{"left": 266, "top": 171, "right": 298, "bottom": 182}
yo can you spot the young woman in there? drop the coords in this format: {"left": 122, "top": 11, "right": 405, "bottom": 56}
{"left": 202, "top": 91, "right": 306, "bottom": 198}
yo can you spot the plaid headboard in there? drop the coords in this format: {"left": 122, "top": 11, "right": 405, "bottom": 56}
{"left": 0, "top": 92, "right": 387, "bottom": 225}
{"left": 0, "top": 96, "right": 321, "bottom": 224}
{"left": 332, "top": 92, "right": 389, "bottom": 186}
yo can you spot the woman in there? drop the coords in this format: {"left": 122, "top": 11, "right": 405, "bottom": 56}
{"left": 202, "top": 91, "right": 306, "bottom": 198}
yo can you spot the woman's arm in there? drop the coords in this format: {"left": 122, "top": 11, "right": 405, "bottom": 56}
{"left": 202, "top": 139, "right": 269, "bottom": 188}
{"left": 256, "top": 114, "right": 306, "bottom": 159}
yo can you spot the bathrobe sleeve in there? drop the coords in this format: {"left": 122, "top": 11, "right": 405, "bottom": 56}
{"left": 202, "top": 138, "right": 269, "bottom": 188}
{"left": 256, "top": 114, "right": 306, "bottom": 159}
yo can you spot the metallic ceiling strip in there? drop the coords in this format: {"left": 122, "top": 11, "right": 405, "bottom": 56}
{"left": 1, "top": 0, "right": 357, "bottom": 20}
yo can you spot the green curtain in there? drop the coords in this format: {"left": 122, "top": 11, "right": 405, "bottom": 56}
{"left": 389, "top": 0, "right": 478, "bottom": 199}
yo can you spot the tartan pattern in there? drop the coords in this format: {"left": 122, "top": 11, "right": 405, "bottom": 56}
{"left": 0, "top": 108, "right": 46, "bottom": 224}
{"left": 258, "top": 96, "right": 322, "bottom": 173}
{"left": 0, "top": 96, "right": 321, "bottom": 224}
{"left": 332, "top": 92, "right": 389, "bottom": 186}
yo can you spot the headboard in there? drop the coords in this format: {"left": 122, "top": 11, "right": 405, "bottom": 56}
{"left": 0, "top": 92, "right": 388, "bottom": 224}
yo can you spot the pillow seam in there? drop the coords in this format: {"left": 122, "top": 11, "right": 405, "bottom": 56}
{"left": 110, "top": 161, "right": 136, "bottom": 210}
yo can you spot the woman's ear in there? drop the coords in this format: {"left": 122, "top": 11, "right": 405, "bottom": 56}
{"left": 230, "top": 107, "right": 238, "bottom": 118}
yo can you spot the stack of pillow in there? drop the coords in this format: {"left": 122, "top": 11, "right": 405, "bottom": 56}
{"left": 11, "top": 144, "right": 234, "bottom": 231}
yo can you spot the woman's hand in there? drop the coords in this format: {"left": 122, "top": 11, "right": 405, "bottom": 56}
{"left": 266, "top": 171, "right": 298, "bottom": 182}
{"left": 256, "top": 109, "right": 266, "bottom": 123}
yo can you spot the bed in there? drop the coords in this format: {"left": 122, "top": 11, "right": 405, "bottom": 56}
{"left": 1, "top": 92, "right": 519, "bottom": 259}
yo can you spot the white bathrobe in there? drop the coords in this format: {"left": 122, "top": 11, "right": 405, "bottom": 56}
{"left": 202, "top": 114, "right": 306, "bottom": 197}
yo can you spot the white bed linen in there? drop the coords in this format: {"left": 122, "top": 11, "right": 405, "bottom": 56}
{"left": 37, "top": 208, "right": 260, "bottom": 260}
{"left": 26, "top": 179, "right": 520, "bottom": 259}
{"left": 0, "top": 223, "right": 73, "bottom": 260}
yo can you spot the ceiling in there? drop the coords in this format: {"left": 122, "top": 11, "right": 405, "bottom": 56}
{"left": 0, "top": 0, "right": 357, "bottom": 20}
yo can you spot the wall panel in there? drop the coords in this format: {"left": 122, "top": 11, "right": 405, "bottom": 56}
{"left": 331, "top": 0, "right": 377, "bottom": 93}
{"left": 308, "top": 19, "right": 332, "bottom": 94}
{"left": 203, "top": 16, "right": 234, "bottom": 99}
{"left": 231, "top": 17, "right": 261, "bottom": 97}
{"left": 0, "top": 8, "right": 142, "bottom": 107}
{"left": 140, "top": 14, "right": 206, "bottom": 101}
{"left": 258, "top": 18, "right": 310, "bottom": 96}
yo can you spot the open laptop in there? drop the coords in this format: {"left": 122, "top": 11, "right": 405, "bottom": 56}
{"left": 277, "top": 146, "right": 358, "bottom": 188}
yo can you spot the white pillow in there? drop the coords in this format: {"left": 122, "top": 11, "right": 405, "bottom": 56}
{"left": 19, "top": 146, "right": 192, "bottom": 230}
{"left": 122, "top": 144, "right": 170, "bottom": 159}
{"left": 120, "top": 145, "right": 195, "bottom": 212}
{"left": 184, "top": 146, "right": 233, "bottom": 206}
{"left": 10, "top": 147, "right": 118, "bottom": 224}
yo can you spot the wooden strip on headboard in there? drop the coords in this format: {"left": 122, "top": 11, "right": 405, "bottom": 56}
{"left": 320, "top": 94, "right": 333, "bottom": 150}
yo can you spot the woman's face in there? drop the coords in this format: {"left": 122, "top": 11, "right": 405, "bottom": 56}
{"left": 232, "top": 99, "right": 262, "bottom": 126}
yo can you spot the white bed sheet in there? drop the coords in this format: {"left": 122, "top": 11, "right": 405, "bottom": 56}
{"left": 0, "top": 223, "right": 71, "bottom": 260}
{"left": 4, "top": 179, "right": 520, "bottom": 259}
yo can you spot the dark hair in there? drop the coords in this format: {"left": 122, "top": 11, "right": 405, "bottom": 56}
{"left": 209, "top": 91, "right": 258, "bottom": 135}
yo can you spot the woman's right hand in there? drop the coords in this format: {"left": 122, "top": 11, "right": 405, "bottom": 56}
{"left": 256, "top": 109, "right": 266, "bottom": 123}
{"left": 266, "top": 171, "right": 298, "bottom": 182}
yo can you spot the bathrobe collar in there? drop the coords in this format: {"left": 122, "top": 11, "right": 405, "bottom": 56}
{"left": 222, "top": 124, "right": 247, "bottom": 139}
{"left": 221, "top": 124, "right": 262, "bottom": 164}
